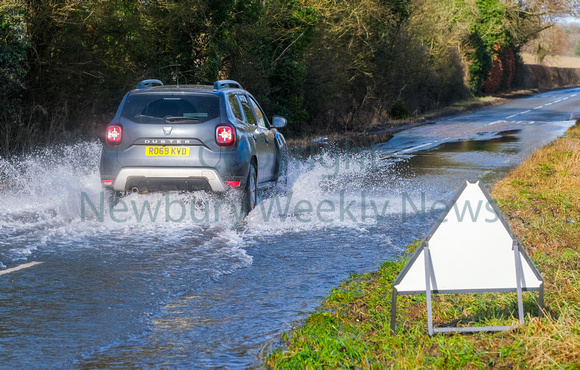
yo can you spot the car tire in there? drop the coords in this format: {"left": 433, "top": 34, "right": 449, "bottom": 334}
{"left": 243, "top": 163, "right": 257, "bottom": 214}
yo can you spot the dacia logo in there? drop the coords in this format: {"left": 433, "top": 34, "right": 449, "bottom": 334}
{"left": 163, "top": 126, "right": 173, "bottom": 135}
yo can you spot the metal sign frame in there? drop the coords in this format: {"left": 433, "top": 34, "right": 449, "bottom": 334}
{"left": 390, "top": 180, "right": 544, "bottom": 336}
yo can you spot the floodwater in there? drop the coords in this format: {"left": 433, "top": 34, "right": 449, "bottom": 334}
{"left": 0, "top": 88, "right": 578, "bottom": 368}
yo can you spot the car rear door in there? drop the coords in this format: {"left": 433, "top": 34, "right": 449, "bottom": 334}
{"left": 248, "top": 96, "right": 276, "bottom": 182}
{"left": 237, "top": 95, "right": 274, "bottom": 183}
{"left": 116, "top": 92, "right": 222, "bottom": 169}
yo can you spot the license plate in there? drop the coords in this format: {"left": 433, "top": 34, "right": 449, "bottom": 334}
{"left": 145, "top": 147, "right": 190, "bottom": 157}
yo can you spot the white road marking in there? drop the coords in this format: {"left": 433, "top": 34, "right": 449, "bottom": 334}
{"left": 0, "top": 261, "right": 44, "bottom": 276}
{"left": 399, "top": 142, "right": 433, "bottom": 154}
{"left": 503, "top": 92, "right": 576, "bottom": 123}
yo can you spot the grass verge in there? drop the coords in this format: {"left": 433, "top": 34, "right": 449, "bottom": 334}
{"left": 266, "top": 123, "right": 580, "bottom": 368}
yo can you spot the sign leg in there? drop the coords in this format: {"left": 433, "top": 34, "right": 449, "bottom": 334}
{"left": 390, "top": 288, "right": 397, "bottom": 335}
{"left": 514, "top": 241, "right": 525, "bottom": 325}
{"left": 538, "top": 283, "right": 544, "bottom": 318}
{"left": 425, "top": 245, "right": 434, "bottom": 336}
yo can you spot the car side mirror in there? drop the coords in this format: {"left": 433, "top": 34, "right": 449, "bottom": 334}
{"left": 272, "top": 116, "right": 287, "bottom": 128}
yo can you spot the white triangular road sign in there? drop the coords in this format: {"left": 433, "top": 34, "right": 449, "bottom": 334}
{"left": 394, "top": 180, "right": 542, "bottom": 294}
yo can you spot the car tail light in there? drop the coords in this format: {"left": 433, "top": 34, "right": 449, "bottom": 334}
{"left": 216, "top": 124, "right": 235, "bottom": 147}
{"left": 225, "top": 181, "right": 240, "bottom": 187}
{"left": 106, "top": 124, "right": 123, "bottom": 145}
{"left": 102, "top": 179, "right": 114, "bottom": 186}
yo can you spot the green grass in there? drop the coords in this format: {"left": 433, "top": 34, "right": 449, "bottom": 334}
{"left": 266, "top": 123, "right": 580, "bottom": 368}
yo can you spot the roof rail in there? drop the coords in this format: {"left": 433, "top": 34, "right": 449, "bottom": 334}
{"left": 213, "top": 80, "right": 243, "bottom": 90}
{"left": 136, "top": 79, "right": 164, "bottom": 89}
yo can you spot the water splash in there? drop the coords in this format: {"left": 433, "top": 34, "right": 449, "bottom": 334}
{"left": 0, "top": 139, "right": 426, "bottom": 269}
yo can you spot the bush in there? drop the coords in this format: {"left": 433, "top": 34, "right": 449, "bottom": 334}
{"left": 390, "top": 98, "right": 410, "bottom": 119}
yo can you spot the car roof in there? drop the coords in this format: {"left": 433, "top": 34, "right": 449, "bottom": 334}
{"left": 130, "top": 80, "right": 247, "bottom": 95}
{"left": 130, "top": 85, "right": 213, "bottom": 94}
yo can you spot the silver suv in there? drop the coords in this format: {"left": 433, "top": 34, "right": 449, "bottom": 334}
{"left": 100, "top": 79, "right": 288, "bottom": 212}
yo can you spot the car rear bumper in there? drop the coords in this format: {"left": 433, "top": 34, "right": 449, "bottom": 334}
{"left": 109, "top": 168, "right": 228, "bottom": 192}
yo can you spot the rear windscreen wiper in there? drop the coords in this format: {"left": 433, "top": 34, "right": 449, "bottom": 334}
{"left": 165, "top": 116, "right": 200, "bottom": 122}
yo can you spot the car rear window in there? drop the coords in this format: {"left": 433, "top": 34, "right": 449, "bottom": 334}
{"left": 121, "top": 94, "right": 220, "bottom": 123}
{"left": 237, "top": 95, "right": 256, "bottom": 125}
{"left": 228, "top": 94, "right": 244, "bottom": 121}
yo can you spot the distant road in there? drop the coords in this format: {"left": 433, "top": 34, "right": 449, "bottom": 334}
{"left": 379, "top": 86, "right": 580, "bottom": 157}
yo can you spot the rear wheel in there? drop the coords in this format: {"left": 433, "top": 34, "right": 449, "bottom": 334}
{"left": 243, "top": 163, "right": 257, "bottom": 214}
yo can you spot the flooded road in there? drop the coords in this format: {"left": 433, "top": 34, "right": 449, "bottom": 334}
{"left": 0, "top": 87, "right": 578, "bottom": 367}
